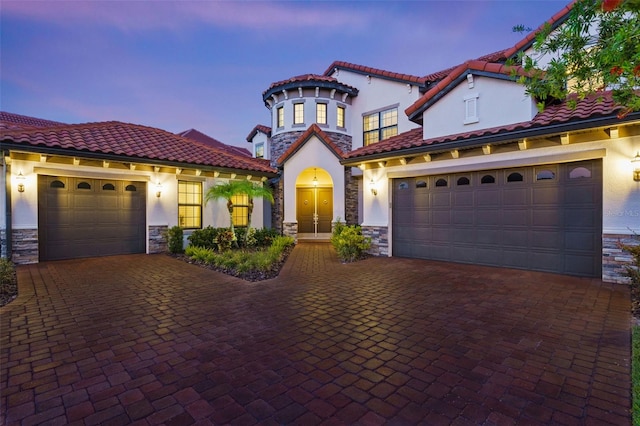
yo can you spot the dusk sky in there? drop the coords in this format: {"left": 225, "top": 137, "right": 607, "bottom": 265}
{"left": 1, "top": 0, "right": 568, "bottom": 150}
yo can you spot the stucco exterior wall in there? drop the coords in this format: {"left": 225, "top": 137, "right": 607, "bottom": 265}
{"left": 329, "top": 70, "right": 422, "bottom": 151}
{"left": 422, "top": 76, "right": 538, "bottom": 140}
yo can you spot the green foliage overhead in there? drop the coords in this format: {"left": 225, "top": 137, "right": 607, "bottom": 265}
{"left": 514, "top": 0, "right": 639, "bottom": 115}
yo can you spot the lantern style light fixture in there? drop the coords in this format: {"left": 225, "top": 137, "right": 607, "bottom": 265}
{"left": 633, "top": 152, "right": 640, "bottom": 182}
{"left": 370, "top": 178, "right": 378, "bottom": 196}
{"left": 155, "top": 182, "right": 162, "bottom": 198}
{"left": 312, "top": 168, "right": 318, "bottom": 187}
{"left": 16, "top": 171, "right": 25, "bottom": 193}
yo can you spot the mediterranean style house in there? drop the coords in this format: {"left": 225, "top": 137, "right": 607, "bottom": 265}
{"left": 0, "top": 113, "right": 277, "bottom": 263}
{"left": 245, "top": 2, "right": 639, "bottom": 283}
{"left": 1, "top": 1, "right": 638, "bottom": 283}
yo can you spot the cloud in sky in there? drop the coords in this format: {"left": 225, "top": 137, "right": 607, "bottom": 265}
{"left": 1, "top": 0, "right": 569, "bottom": 147}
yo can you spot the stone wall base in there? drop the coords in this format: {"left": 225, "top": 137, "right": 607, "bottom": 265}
{"left": 149, "top": 225, "right": 168, "bottom": 254}
{"left": 0, "top": 228, "right": 6, "bottom": 259}
{"left": 283, "top": 222, "right": 298, "bottom": 243}
{"left": 362, "top": 226, "right": 389, "bottom": 257}
{"left": 12, "top": 228, "right": 38, "bottom": 264}
{"left": 603, "top": 233, "right": 639, "bottom": 284}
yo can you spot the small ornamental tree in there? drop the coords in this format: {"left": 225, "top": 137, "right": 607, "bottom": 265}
{"left": 512, "top": 0, "right": 639, "bottom": 115}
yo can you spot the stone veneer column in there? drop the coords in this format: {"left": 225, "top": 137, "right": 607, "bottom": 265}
{"left": 283, "top": 222, "right": 298, "bottom": 243}
{"left": 149, "top": 225, "right": 168, "bottom": 254}
{"left": 12, "top": 229, "right": 38, "bottom": 264}
{"left": 272, "top": 178, "right": 284, "bottom": 234}
{"left": 602, "top": 234, "right": 639, "bottom": 284}
{"left": 0, "top": 229, "right": 5, "bottom": 259}
{"left": 344, "top": 169, "right": 359, "bottom": 225}
{"left": 362, "top": 226, "right": 388, "bottom": 257}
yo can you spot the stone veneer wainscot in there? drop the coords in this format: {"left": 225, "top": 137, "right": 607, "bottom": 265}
{"left": 149, "top": 225, "right": 168, "bottom": 254}
{"left": 12, "top": 228, "right": 38, "bottom": 264}
{"left": 362, "top": 226, "right": 389, "bottom": 257}
{"left": 603, "top": 233, "right": 639, "bottom": 284}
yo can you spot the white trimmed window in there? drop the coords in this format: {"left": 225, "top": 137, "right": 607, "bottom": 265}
{"left": 363, "top": 107, "right": 398, "bottom": 146}
{"left": 178, "top": 181, "right": 202, "bottom": 229}
{"left": 277, "top": 106, "right": 284, "bottom": 128}
{"left": 337, "top": 105, "right": 345, "bottom": 128}
{"left": 255, "top": 142, "right": 264, "bottom": 159}
{"left": 316, "top": 103, "right": 327, "bottom": 124}
{"left": 294, "top": 103, "right": 304, "bottom": 125}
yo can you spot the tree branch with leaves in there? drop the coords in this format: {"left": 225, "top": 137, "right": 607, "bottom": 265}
{"left": 512, "top": 0, "right": 639, "bottom": 116}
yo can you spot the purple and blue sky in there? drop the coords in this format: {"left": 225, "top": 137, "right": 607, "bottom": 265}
{"left": 1, "top": 1, "right": 568, "bottom": 149}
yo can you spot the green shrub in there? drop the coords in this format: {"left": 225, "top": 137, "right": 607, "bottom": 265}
{"left": 166, "top": 226, "right": 184, "bottom": 254}
{"left": 331, "top": 221, "right": 371, "bottom": 263}
{"left": 245, "top": 228, "right": 258, "bottom": 248}
{"left": 254, "top": 228, "right": 280, "bottom": 247}
{"left": 185, "top": 246, "right": 216, "bottom": 263}
{"left": 0, "top": 258, "right": 14, "bottom": 285}
{"left": 216, "top": 229, "right": 235, "bottom": 252}
{"left": 188, "top": 226, "right": 221, "bottom": 251}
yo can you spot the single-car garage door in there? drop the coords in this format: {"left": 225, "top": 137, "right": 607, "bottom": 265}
{"left": 392, "top": 160, "right": 602, "bottom": 277}
{"left": 38, "top": 175, "right": 146, "bottom": 261}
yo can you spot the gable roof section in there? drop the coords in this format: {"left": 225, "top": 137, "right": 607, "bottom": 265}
{"left": 178, "top": 128, "right": 251, "bottom": 157}
{"left": 277, "top": 124, "right": 345, "bottom": 166}
{"left": 344, "top": 92, "right": 632, "bottom": 163}
{"left": 406, "top": 61, "right": 528, "bottom": 123}
{"left": 1, "top": 119, "right": 276, "bottom": 174}
{"left": 246, "top": 124, "right": 272, "bottom": 142}
{"left": 0, "top": 111, "right": 66, "bottom": 130}
{"left": 324, "top": 61, "right": 425, "bottom": 88}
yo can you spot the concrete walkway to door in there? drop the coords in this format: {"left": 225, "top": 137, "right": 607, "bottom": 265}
{"left": 0, "top": 243, "right": 631, "bottom": 425}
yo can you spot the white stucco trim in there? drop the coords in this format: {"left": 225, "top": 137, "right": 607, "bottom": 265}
{"left": 33, "top": 166, "right": 151, "bottom": 181}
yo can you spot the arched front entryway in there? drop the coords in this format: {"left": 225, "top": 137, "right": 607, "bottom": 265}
{"left": 296, "top": 168, "right": 333, "bottom": 238}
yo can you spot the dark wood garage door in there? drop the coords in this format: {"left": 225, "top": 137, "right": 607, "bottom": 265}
{"left": 392, "top": 160, "right": 602, "bottom": 277}
{"left": 38, "top": 175, "right": 146, "bottom": 261}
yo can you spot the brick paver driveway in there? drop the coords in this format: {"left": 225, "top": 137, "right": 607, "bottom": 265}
{"left": 0, "top": 243, "right": 631, "bottom": 425}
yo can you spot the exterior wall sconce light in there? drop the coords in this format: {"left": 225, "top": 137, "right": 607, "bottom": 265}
{"left": 155, "top": 182, "right": 162, "bottom": 198}
{"left": 370, "top": 178, "right": 377, "bottom": 196}
{"left": 17, "top": 171, "right": 25, "bottom": 193}
{"left": 633, "top": 152, "right": 640, "bottom": 182}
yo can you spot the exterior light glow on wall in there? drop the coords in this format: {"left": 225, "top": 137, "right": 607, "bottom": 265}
{"left": 155, "top": 182, "right": 162, "bottom": 198}
{"left": 17, "top": 171, "right": 25, "bottom": 193}
{"left": 633, "top": 152, "right": 640, "bottom": 182}
{"left": 370, "top": 178, "right": 378, "bottom": 196}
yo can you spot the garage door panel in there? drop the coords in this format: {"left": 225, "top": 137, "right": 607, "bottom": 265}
{"left": 532, "top": 209, "right": 562, "bottom": 227}
{"left": 532, "top": 231, "right": 562, "bottom": 249}
{"left": 503, "top": 188, "right": 529, "bottom": 205}
{"left": 392, "top": 160, "right": 601, "bottom": 277}
{"left": 502, "top": 209, "right": 529, "bottom": 226}
{"left": 453, "top": 210, "right": 474, "bottom": 225}
{"left": 476, "top": 190, "right": 500, "bottom": 205}
{"left": 39, "top": 175, "right": 146, "bottom": 261}
{"left": 432, "top": 211, "right": 451, "bottom": 225}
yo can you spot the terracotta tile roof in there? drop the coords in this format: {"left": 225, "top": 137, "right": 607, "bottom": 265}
{"left": 345, "top": 92, "right": 627, "bottom": 161}
{"left": 246, "top": 124, "right": 272, "bottom": 142}
{"left": 277, "top": 124, "right": 345, "bottom": 166}
{"left": 0, "top": 111, "right": 66, "bottom": 130}
{"left": 178, "top": 128, "right": 251, "bottom": 157}
{"left": 406, "top": 60, "right": 528, "bottom": 121}
{"left": 503, "top": 1, "right": 576, "bottom": 60}
{"left": 324, "top": 61, "right": 425, "bottom": 86}
{"left": 1, "top": 120, "right": 276, "bottom": 174}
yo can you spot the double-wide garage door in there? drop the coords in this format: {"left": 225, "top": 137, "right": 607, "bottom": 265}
{"left": 38, "top": 175, "right": 146, "bottom": 261}
{"left": 392, "top": 160, "right": 602, "bottom": 277}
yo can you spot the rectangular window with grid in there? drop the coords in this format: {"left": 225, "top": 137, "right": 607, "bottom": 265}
{"left": 337, "top": 105, "right": 345, "bottom": 128}
{"left": 316, "top": 103, "right": 327, "bottom": 124}
{"left": 231, "top": 194, "right": 249, "bottom": 227}
{"left": 363, "top": 107, "right": 397, "bottom": 146}
{"left": 294, "top": 103, "right": 304, "bottom": 124}
{"left": 178, "top": 181, "right": 202, "bottom": 229}
{"left": 277, "top": 106, "right": 284, "bottom": 128}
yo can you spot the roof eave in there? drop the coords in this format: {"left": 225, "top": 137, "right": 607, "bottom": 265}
{"left": 342, "top": 112, "right": 639, "bottom": 166}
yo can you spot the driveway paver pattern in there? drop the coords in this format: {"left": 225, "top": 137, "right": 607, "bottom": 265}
{"left": 0, "top": 243, "right": 631, "bottom": 425}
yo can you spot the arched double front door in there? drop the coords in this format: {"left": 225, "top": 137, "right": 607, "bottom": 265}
{"left": 296, "top": 168, "right": 333, "bottom": 235}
